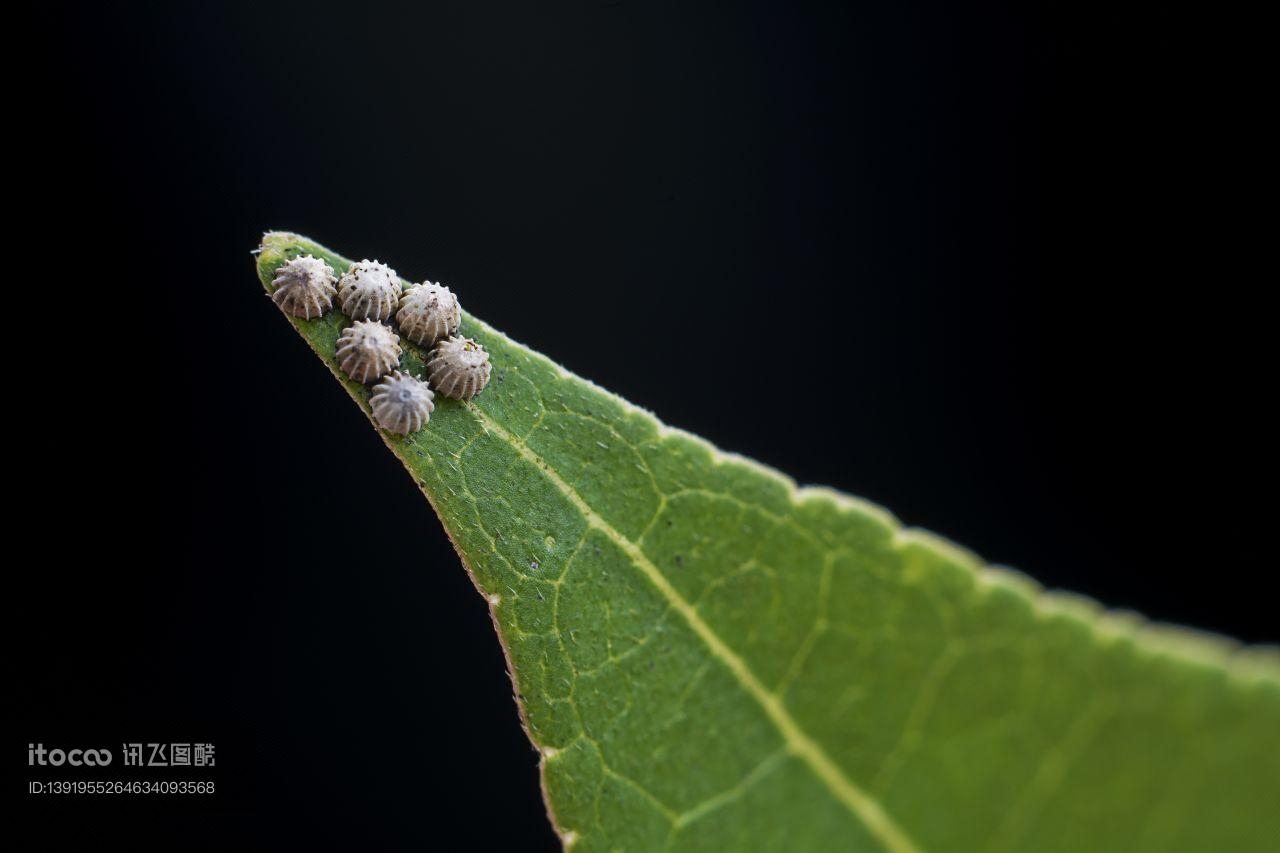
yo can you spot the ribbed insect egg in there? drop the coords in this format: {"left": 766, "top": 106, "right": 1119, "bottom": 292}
{"left": 270, "top": 255, "right": 337, "bottom": 319}
{"left": 370, "top": 371, "right": 435, "bottom": 435}
{"left": 336, "top": 319, "right": 402, "bottom": 384}
{"left": 338, "top": 260, "right": 400, "bottom": 321}
{"left": 426, "top": 336, "right": 492, "bottom": 400}
{"left": 396, "top": 282, "right": 461, "bottom": 347}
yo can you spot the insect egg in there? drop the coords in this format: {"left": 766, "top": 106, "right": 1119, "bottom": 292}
{"left": 270, "top": 255, "right": 337, "bottom": 319}
{"left": 426, "top": 336, "right": 492, "bottom": 400}
{"left": 335, "top": 319, "right": 402, "bottom": 384}
{"left": 338, "top": 260, "right": 400, "bottom": 321}
{"left": 370, "top": 371, "right": 435, "bottom": 435}
{"left": 396, "top": 282, "right": 461, "bottom": 347}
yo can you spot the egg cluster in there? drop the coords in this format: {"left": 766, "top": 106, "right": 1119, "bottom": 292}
{"left": 269, "top": 254, "right": 492, "bottom": 436}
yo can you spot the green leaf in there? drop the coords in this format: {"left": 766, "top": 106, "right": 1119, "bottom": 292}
{"left": 256, "top": 232, "right": 1278, "bottom": 852}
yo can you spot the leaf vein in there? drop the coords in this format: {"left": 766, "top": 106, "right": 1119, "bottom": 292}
{"left": 466, "top": 403, "right": 925, "bottom": 853}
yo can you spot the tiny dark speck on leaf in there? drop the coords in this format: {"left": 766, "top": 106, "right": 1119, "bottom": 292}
{"left": 530, "top": 560, "right": 540, "bottom": 571}
{"left": 675, "top": 555, "right": 684, "bottom": 567}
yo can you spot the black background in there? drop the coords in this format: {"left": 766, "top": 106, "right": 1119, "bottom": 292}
{"left": 14, "top": 1, "right": 1271, "bottom": 849}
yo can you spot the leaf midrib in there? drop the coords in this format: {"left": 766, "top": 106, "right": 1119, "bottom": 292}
{"left": 466, "top": 403, "right": 924, "bottom": 853}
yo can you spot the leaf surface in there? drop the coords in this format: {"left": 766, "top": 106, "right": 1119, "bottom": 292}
{"left": 256, "top": 232, "right": 1279, "bottom": 852}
